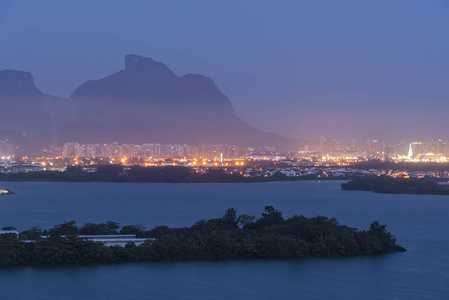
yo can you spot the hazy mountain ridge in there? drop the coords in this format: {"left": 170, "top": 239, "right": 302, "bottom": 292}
{"left": 0, "top": 70, "right": 66, "bottom": 153}
{"left": 0, "top": 55, "right": 296, "bottom": 152}
{"left": 71, "top": 55, "right": 236, "bottom": 114}
{"left": 0, "top": 70, "right": 44, "bottom": 98}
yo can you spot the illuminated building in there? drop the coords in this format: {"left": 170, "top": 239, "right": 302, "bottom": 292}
{"left": 407, "top": 143, "right": 413, "bottom": 160}
{"left": 63, "top": 143, "right": 82, "bottom": 158}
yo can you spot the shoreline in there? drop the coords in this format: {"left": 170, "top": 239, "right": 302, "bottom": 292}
{"left": 0, "top": 208, "right": 406, "bottom": 267}
{"left": 342, "top": 176, "right": 449, "bottom": 195}
{"left": 0, "top": 174, "right": 349, "bottom": 184}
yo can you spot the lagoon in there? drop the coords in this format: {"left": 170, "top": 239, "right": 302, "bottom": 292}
{"left": 0, "top": 181, "right": 447, "bottom": 299}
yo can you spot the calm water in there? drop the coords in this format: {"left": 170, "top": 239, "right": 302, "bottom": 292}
{"left": 0, "top": 181, "right": 448, "bottom": 299}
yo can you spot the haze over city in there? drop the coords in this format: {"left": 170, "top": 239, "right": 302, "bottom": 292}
{"left": 2, "top": 2, "right": 449, "bottom": 299}
{"left": 1, "top": 0, "right": 448, "bottom": 143}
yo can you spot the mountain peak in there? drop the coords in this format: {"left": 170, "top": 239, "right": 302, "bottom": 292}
{"left": 125, "top": 54, "right": 156, "bottom": 68}
{"left": 123, "top": 54, "right": 176, "bottom": 78}
{"left": 0, "top": 70, "right": 43, "bottom": 97}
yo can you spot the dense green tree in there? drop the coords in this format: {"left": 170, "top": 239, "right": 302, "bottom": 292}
{"left": 0, "top": 207, "right": 405, "bottom": 266}
{"left": 222, "top": 208, "right": 238, "bottom": 230}
{"left": 20, "top": 226, "right": 42, "bottom": 240}
{"left": 2, "top": 226, "right": 17, "bottom": 230}
{"left": 237, "top": 214, "right": 255, "bottom": 228}
{"left": 0, "top": 234, "right": 29, "bottom": 265}
{"left": 120, "top": 225, "right": 146, "bottom": 237}
{"left": 104, "top": 221, "right": 120, "bottom": 233}
{"left": 80, "top": 223, "right": 112, "bottom": 235}
{"left": 46, "top": 221, "right": 80, "bottom": 236}
{"left": 145, "top": 225, "right": 171, "bottom": 238}
{"left": 256, "top": 206, "right": 284, "bottom": 227}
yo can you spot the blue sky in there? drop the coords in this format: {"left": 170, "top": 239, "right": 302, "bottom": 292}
{"left": 0, "top": 0, "right": 448, "bottom": 141}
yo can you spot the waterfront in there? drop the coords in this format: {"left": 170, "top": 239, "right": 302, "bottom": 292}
{"left": 0, "top": 181, "right": 448, "bottom": 299}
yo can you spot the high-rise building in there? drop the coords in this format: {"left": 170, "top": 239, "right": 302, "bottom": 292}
{"left": 63, "top": 143, "right": 82, "bottom": 158}
{"left": 407, "top": 143, "right": 413, "bottom": 159}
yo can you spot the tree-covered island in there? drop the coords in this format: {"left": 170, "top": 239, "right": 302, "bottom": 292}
{"left": 0, "top": 207, "right": 405, "bottom": 266}
{"left": 342, "top": 175, "right": 449, "bottom": 195}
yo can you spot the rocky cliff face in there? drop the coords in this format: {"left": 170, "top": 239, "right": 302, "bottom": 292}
{"left": 67, "top": 54, "right": 292, "bottom": 147}
{"left": 0, "top": 55, "right": 296, "bottom": 152}
{"left": 0, "top": 70, "right": 65, "bottom": 151}
{"left": 71, "top": 54, "right": 235, "bottom": 115}
{"left": 0, "top": 70, "right": 44, "bottom": 98}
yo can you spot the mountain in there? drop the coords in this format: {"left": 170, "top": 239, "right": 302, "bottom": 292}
{"left": 0, "top": 70, "right": 65, "bottom": 153}
{"left": 0, "top": 55, "right": 297, "bottom": 152}
{"left": 0, "top": 70, "right": 44, "bottom": 98}
{"left": 67, "top": 54, "right": 294, "bottom": 148}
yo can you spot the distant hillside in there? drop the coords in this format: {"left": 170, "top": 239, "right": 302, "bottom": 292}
{"left": 0, "top": 70, "right": 65, "bottom": 153}
{"left": 0, "top": 55, "right": 298, "bottom": 152}
{"left": 67, "top": 54, "right": 295, "bottom": 148}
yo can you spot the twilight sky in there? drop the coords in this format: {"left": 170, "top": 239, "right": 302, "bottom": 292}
{"left": 0, "top": 0, "right": 448, "bottom": 142}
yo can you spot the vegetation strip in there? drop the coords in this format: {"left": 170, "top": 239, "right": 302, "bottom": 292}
{"left": 342, "top": 176, "right": 449, "bottom": 195}
{"left": 0, "top": 207, "right": 405, "bottom": 266}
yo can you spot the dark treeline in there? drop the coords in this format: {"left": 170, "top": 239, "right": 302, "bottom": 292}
{"left": 0, "top": 207, "right": 405, "bottom": 266}
{"left": 350, "top": 160, "right": 449, "bottom": 173}
{"left": 0, "top": 165, "right": 325, "bottom": 183}
{"left": 342, "top": 175, "right": 449, "bottom": 195}
{"left": 0, "top": 166, "right": 253, "bottom": 183}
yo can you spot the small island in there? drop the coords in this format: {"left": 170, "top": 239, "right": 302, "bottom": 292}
{"left": 0, "top": 207, "right": 405, "bottom": 266}
{"left": 342, "top": 176, "right": 449, "bottom": 195}
{"left": 0, "top": 189, "right": 14, "bottom": 196}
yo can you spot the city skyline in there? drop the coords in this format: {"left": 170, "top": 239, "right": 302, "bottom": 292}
{"left": 3, "top": 135, "right": 449, "bottom": 158}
